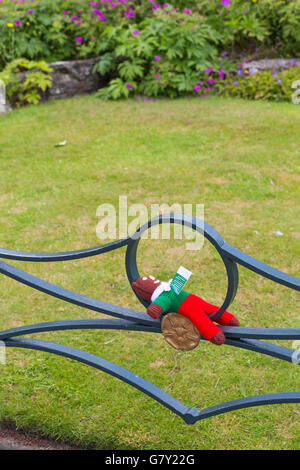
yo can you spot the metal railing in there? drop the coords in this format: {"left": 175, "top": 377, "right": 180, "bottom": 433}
{"left": 0, "top": 213, "right": 299, "bottom": 424}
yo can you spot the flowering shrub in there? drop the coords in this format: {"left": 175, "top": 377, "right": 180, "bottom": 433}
{"left": 216, "top": 66, "right": 300, "bottom": 102}
{"left": 0, "top": 0, "right": 150, "bottom": 70}
{"left": 1, "top": 0, "right": 300, "bottom": 72}
{"left": 94, "top": 9, "right": 236, "bottom": 99}
{"left": 0, "top": 58, "right": 53, "bottom": 106}
{"left": 0, "top": 0, "right": 299, "bottom": 104}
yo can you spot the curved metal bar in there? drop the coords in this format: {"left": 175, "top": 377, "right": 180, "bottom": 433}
{"left": 125, "top": 213, "right": 239, "bottom": 322}
{"left": 0, "top": 318, "right": 161, "bottom": 340}
{"left": 0, "top": 259, "right": 159, "bottom": 327}
{"left": 221, "top": 326, "right": 300, "bottom": 340}
{"left": 222, "top": 243, "right": 300, "bottom": 291}
{"left": 3, "top": 336, "right": 193, "bottom": 423}
{"left": 225, "top": 337, "right": 299, "bottom": 364}
{"left": 0, "top": 318, "right": 298, "bottom": 364}
{"left": 0, "top": 238, "right": 130, "bottom": 262}
{"left": 187, "top": 392, "right": 300, "bottom": 424}
{"left": 3, "top": 336, "right": 300, "bottom": 425}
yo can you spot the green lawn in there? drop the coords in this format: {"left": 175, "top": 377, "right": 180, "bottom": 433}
{"left": 0, "top": 95, "right": 299, "bottom": 450}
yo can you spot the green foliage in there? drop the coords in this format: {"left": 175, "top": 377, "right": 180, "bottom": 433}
{"left": 1, "top": 0, "right": 299, "bottom": 103}
{"left": 94, "top": 10, "right": 231, "bottom": 99}
{"left": 0, "top": 58, "right": 53, "bottom": 107}
{"left": 217, "top": 66, "right": 300, "bottom": 102}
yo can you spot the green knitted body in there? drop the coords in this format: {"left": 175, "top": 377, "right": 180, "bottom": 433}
{"left": 150, "top": 289, "right": 190, "bottom": 315}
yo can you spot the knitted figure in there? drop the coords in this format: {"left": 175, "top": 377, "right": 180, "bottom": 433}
{"left": 132, "top": 275, "right": 240, "bottom": 346}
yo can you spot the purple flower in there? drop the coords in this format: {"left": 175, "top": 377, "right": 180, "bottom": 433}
{"left": 155, "top": 74, "right": 161, "bottom": 79}
{"left": 162, "top": 3, "right": 168, "bottom": 7}
{"left": 75, "top": 21, "right": 82, "bottom": 25}
{"left": 154, "top": 56, "right": 162, "bottom": 61}
{"left": 276, "top": 79, "right": 282, "bottom": 85}
{"left": 132, "top": 29, "right": 139, "bottom": 36}
{"left": 93, "top": 9, "right": 101, "bottom": 14}
{"left": 193, "top": 85, "right": 201, "bottom": 92}
{"left": 125, "top": 83, "right": 133, "bottom": 89}
{"left": 63, "top": 10, "right": 69, "bottom": 14}
{"left": 183, "top": 8, "right": 191, "bottom": 14}
{"left": 204, "top": 67, "right": 214, "bottom": 74}
{"left": 124, "top": 10, "right": 135, "bottom": 17}
{"left": 15, "top": 20, "right": 21, "bottom": 26}
{"left": 91, "top": 36, "right": 97, "bottom": 40}
{"left": 90, "top": 1, "right": 98, "bottom": 5}
{"left": 70, "top": 16, "right": 78, "bottom": 21}
{"left": 243, "top": 9, "right": 248, "bottom": 14}
{"left": 208, "top": 79, "right": 215, "bottom": 85}
{"left": 221, "top": 0, "right": 231, "bottom": 6}
{"left": 198, "top": 80, "right": 203, "bottom": 85}
{"left": 75, "top": 37, "right": 83, "bottom": 43}
{"left": 233, "top": 81, "right": 238, "bottom": 86}
{"left": 27, "top": 9, "right": 34, "bottom": 14}
{"left": 218, "top": 69, "right": 225, "bottom": 77}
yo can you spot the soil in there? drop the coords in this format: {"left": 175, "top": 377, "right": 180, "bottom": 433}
{"left": 0, "top": 428, "right": 83, "bottom": 451}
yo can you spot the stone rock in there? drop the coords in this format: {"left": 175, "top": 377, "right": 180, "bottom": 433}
{"left": 0, "top": 80, "right": 8, "bottom": 114}
{"left": 41, "top": 57, "right": 109, "bottom": 101}
{"left": 240, "top": 58, "right": 300, "bottom": 75}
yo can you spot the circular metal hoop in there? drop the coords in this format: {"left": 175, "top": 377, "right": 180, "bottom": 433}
{"left": 125, "top": 213, "right": 239, "bottom": 321}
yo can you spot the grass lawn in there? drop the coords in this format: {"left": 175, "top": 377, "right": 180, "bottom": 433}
{"left": 0, "top": 95, "right": 299, "bottom": 450}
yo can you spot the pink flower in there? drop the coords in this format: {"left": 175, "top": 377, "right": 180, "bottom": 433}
{"left": 132, "top": 29, "right": 139, "bottom": 36}
{"left": 27, "top": 9, "right": 34, "bottom": 14}
{"left": 126, "top": 83, "right": 133, "bottom": 89}
{"left": 75, "top": 37, "right": 83, "bottom": 43}
{"left": 98, "top": 13, "right": 106, "bottom": 20}
{"left": 183, "top": 8, "right": 191, "bottom": 13}
{"left": 63, "top": 10, "right": 69, "bottom": 14}
{"left": 208, "top": 79, "right": 215, "bottom": 85}
{"left": 204, "top": 67, "right": 214, "bottom": 73}
{"left": 154, "top": 56, "right": 162, "bottom": 61}
{"left": 91, "top": 36, "right": 97, "bottom": 40}
{"left": 221, "top": 0, "right": 231, "bottom": 6}
{"left": 155, "top": 74, "right": 161, "bottom": 79}
{"left": 15, "top": 20, "right": 21, "bottom": 26}
{"left": 90, "top": 1, "right": 98, "bottom": 5}
{"left": 243, "top": 9, "right": 248, "bottom": 14}
{"left": 70, "top": 16, "right": 78, "bottom": 21}
{"left": 193, "top": 85, "right": 201, "bottom": 91}
{"left": 75, "top": 21, "right": 82, "bottom": 25}
{"left": 198, "top": 80, "right": 203, "bottom": 85}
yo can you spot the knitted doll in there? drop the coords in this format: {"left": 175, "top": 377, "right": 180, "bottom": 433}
{"left": 132, "top": 275, "right": 239, "bottom": 346}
